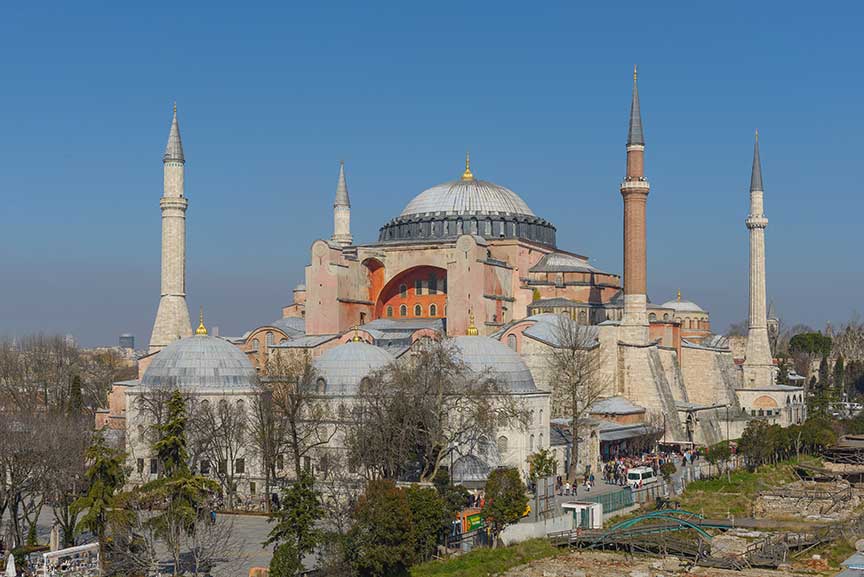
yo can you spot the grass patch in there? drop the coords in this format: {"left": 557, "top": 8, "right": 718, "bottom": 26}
{"left": 411, "top": 538, "right": 558, "bottom": 577}
{"left": 678, "top": 460, "right": 804, "bottom": 518}
{"left": 802, "top": 538, "right": 856, "bottom": 569}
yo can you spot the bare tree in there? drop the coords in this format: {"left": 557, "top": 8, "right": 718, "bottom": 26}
{"left": 256, "top": 352, "right": 336, "bottom": 483}
{"left": 186, "top": 515, "right": 249, "bottom": 577}
{"left": 547, "top": 316, "right": 609, "bottom": 482}
{"left": 192, "top": 396, "right": 248, "bottom": 509}
{"left": 348, "top": 339, "right": 521, "bottom": 482}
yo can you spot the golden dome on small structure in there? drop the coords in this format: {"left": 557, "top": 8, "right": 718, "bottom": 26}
{"left": 351, "top": 326, "right": 363, "bottom": 342}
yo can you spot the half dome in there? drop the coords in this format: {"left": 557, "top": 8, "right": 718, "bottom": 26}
{"left": 141, "top": 334, "right": 257, "bottom": 391}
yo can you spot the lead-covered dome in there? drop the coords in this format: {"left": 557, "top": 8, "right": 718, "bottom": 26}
{"left": 378, "top": 159, "right": 556, "bottom": 247}
{"left": 400, "top": 179, "right": 536, "bottom": 218}
{"left": 314, "top": 342, "right": 395, "bottom": 395}
{"left": 452, "top": 335, "right": 537, "bottom": 393}
{"left": 141, "top": 335, "right": 257, "bottom": 391}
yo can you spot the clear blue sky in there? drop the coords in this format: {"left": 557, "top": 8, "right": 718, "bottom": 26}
{"left": 1, "top": 1, "right": 861, "bottom": 347}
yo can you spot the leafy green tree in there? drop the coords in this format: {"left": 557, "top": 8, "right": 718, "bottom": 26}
{"left": 789, "top": 332, "right": 832, "bottom": 357}
{"left": 432, "top": 469, "right": 470, "bottom": 516}
{"left": 527, "top": 448, "right": 558, "bottom": 483}
{"left": 706, "top": 441, "right": 732, "bottom": 480}
{"left": 404, "top": 486, "right": 450, "bottom": 562}
{"left": 266, "top": 470, "right": 323, "bottom": 577}
{"left": 834, "top": 355, "right": 846, "bottom": 396}
{"left": 347, "top": 480, "right": 416, "bottom": 577}
{"left": 481, "top": 468, "right": 527, "bottom": 547}
{"left": 141, "top": 390, "right": 218, "bottom": 576}
{"left": 71, "top": 430, "right": 127, "bottom": 571}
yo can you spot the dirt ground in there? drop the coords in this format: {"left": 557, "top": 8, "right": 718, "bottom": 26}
{"left": 498, "top": 550, "right": 813, "bottom": 577}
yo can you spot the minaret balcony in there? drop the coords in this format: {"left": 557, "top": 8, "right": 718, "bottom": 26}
{"left": 746, "top": 215, "right": 768, "bottom": 229}
{"left": 620, "top": 179, "right": 650, "bottom": 192}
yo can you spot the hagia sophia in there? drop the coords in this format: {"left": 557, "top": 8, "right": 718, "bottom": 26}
{"left": 98, "top": 69, "right": 807, "bottom": 495}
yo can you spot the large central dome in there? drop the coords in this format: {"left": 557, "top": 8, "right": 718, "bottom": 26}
{"left": 378, "top": 157, "right": 556, "bottom": 247}
{"left": 400, "top": 179, "right": 536, "bottom": 218}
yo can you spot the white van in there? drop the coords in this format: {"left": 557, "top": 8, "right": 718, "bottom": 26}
{"left": 626, "top": 466, "right": 658, "bottom": 488}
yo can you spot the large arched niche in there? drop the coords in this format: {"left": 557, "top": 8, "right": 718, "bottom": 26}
{"left": 363, "top": 258, "right": 385, "bottom": 304}
{"left": 374, "top": 265, "right": 447, "bottom": 320}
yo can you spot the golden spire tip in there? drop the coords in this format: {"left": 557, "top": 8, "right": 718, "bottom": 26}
{"left": 461, "top": 151, "right": 474, "bottom": 181}
{"left": 633, "top": 64, "right": 638, "bottom": 81}
{"left": 677, "top": 289, "right": 681, "bottom": 302}
{"left": 466, "top": 310, "right": 479, "bottom": 336}
{"left": 755, "top": 129, "right": 759, "bottom": 141}
{"left": 195, "top": 306, "right": 208, "bottom": 335}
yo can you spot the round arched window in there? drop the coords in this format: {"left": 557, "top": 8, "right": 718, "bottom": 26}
{"left": 400, "top": 304, "right": 407, "bottom": 317}
{"left": 429, "top": 304, "right": 437, "bottom": 317}
{"left": 399, "top": 284, "right": 407, "bottom": 298}
{"left": 386, "top": 306, "right": 394, "bottom": 317}
{"left": 266, "top": 332, "right": 274, "bottom": 347}
{"left": 497, "top": 436, "right": 509, "bottom": 453}
{"left": 414, "top": 304, "right": 422, "bottom": 317}
{"left": 251, "top": 338, "right": 259, "bottom": 352}
{"left": 316, "top": 378, "right": 326, "bottom": 394}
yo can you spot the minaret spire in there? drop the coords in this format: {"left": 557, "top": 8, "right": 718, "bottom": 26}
{"left": 619, "top": 66, "right": 651, "bottom": 344}
{"left": 742, "top": 130, "right": 773, "bottom": 386}
{"left": 149, "top": 103, "right": 193, "bottom": 353}
{"left": 331, "top": 160, "right": 353, "bottom": 246}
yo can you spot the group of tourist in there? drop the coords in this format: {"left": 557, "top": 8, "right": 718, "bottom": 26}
{"left": 602, "top": 449, "right": 701, "bottom": 486}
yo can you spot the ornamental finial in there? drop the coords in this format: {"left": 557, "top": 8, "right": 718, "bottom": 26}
{"left": 466, "top": 311, "right": 479, "bottom": 336}
{"left": 195, "top": 307, "right": 208, "bottom": 335}
{"left": 677, "top": 289, "right": 681, "bottom": 302}
{"left": 351, "top": 325, "right": 363, "bottom": 342}
{"left": 461, "top": 151, "right": 474, "bottom": 181}
{"left": 633, "top": 64, "right": 638, "bottom": 81}
{"left": 755, "top": 128, "right": 759, "bottom": 142}
{"left": 173, "top": 101, "right": 177, "bottom": 115}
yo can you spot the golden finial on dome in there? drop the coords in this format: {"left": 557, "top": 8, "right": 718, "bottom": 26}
{"left": 195, "top": 307, "right": 208, "bottom": 335}
{"left": 677, "top": 289, "right": 681, "bottom": 302}
{"left": 351, "top": 325, "right": 363, "bottom": 342}
{"left": 466, "top": 311, "right": 479, "bottom": 336}
{"left": 461, "top": 151, "right": 474, "bottom": 181}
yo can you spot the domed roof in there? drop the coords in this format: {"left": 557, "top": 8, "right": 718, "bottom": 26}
{"left": 660, "top": 299, "right": 705, "bottom": 313}
{"left": 452, "top": 336, "right": 537, "bottom": 393}
{"left": 141, "top": 335, "right": 257, "bottom": 391}
{"left": 314, "top": 341, "right": 395, "bottom": 395}
{"left": 399, "top": 179, "right": 536, "bottom": 218}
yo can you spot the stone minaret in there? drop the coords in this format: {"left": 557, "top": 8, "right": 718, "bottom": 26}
{"left": 619, "top": 66, "right": 650, "bottom": 344}
{"left": 331, "top": 161, "right": 352, "bottom": 245}
{"left": 742, "top": 131, "right": 774, "bottom": 386}
{"left": 149, "top": 104, "right": 192, "bottom": 353}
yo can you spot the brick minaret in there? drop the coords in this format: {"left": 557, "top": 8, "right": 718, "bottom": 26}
{"left": 332, "top": 161, "right": 352, "bottom": 245}
{"left": 149, "top": 104, "right": 192, "bottom": 353}
{"left": 742, "top": 132, "right": 774, "bottom": 386}
{"left": 619, "top": 66, "right": 650, "bottom": 344}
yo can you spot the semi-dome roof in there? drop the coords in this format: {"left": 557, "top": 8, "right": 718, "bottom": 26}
{"left": 452, "top": 335, "right": 537, "bottom": 393}
{"left": 141, "top": 335, "right": 257, "bottom": 391}
{"left": 314, "top": 341, "right": 395, "bottom": 395}
{"left": 400, "top": 179, "right": 536, "bottom": 218}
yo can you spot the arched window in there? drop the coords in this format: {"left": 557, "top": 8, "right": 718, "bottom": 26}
{"left": 415, "top": 279, "right": 423, "bottom": 295}
{"left": 251, "top": 338, "right": 259, "bottom": 352}
{"left": 266, "top": 332, "right": 274, "bottom": 347}
{"left": 386, "top": 306, "right": 394, "bottom": 317}
{"left": 529, "top": 434, "right": 535, "bottom": 452}
{"left": 399, "top": 284, "right": 407, "bottom": 298}
{"left": 539, "top": 408, "right": 543, "bottom": 425}
{"left": 429, "top": 304, "right": 437, "bottom": 317}
{"left": 578, "top": 310, "right": 587, "bottom": 325}
{"left": 663, "top": 313, "right": 669, "bottom": 321}
{"left": 236, "top": 399, "right": 245, "bottom": 413}
{"left": 529, "top": 410, "right": 535, "bottom": 426}
{"left": 316, "top": 378, "right": 326, "bottom": 394}
{"left": 539, "top": 432, "right": 544, "bottom": 447}
{"left": 280, "top": 338, "right": 288, "bottom": 344}
{"left": 497, "top": 435, "right": 509, "bottom": 453}
{"left": 414, "top": 304, "right": 422, "bottom": 317}
{"left": 649, "top": 313, "right": 657, "bottom": 322}
{"left": 507, "top": 334, "right": 517, "bottom": 351}
{"left": 399, "top": 304, "right": 407, "bottom": 317}
{"left": 219, "top": 399, "right": 229, "bottom": 411}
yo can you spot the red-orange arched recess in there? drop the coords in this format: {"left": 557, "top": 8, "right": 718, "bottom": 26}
{"left": 363, "top": 258, "right": 385, "bottom": 304}
{"left": 375, "top": 266, "right": 447, "bottom": 320}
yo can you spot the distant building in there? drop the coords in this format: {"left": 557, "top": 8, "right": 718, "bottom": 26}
{"left": 119, "top": 334, "right": 135, "bottom": 349}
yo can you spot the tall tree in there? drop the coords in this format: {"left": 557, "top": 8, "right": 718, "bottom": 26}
{"left": 547, "top": 317, "right": 609, "bottom": 482}
{"left": 481, "top": 468, "right": 528, "bottom": 547}
{"left": 193, "top": 396, "right": 248, "bottom": 509}
{"left": 346, "top": 480, "right": 416, "bottom": 577}
{"left": 71, "top": 430, "right": 127, "bottom": 570}
{"left": 265, "top": 470, "right": 323, "bottom": 577}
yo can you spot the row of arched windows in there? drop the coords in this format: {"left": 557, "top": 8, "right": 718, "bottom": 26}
{"left": 385, "top": 303, "right": 440, "bottom": 318}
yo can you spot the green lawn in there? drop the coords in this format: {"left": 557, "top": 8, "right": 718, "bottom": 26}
{"left": 410, "top": 539, "right": 559, "bottom": 577}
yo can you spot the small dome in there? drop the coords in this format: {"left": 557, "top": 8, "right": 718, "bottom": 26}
{"left": 314, "top": 341, "right": 395, "bottom": 395}
{"left": 294, "top": 283, "right": 306, "bottom": 291}
{"left": 661, "top": 299, "right": 705, "bottom": 313}
{"left": 400, "top": 179, "right": 535, "bottom": 218}
{"left": 452, "top": 336, "right": 537, "bottom": 393}
{"left": 141, "top": 335, "right": 257, "bottom": 391}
